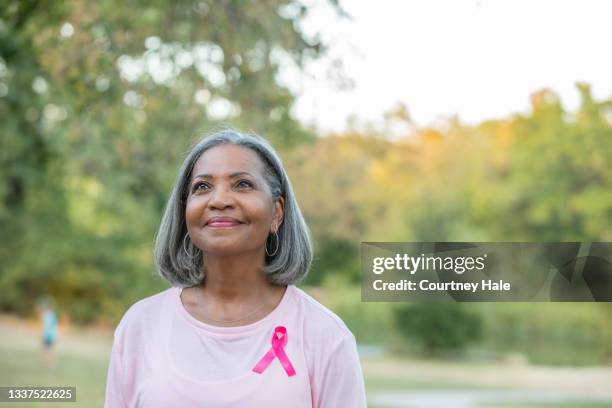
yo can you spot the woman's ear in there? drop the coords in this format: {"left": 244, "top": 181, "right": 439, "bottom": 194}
{"left": 273, "top": 196, "right": 285, "bottom": 232}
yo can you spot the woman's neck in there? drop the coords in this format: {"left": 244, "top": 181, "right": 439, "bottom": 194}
{"left": 179, "top": 251, "right": 287, "bottom": 326}
{"left": 201, "top": 251, "right": 273, "bottom": 302}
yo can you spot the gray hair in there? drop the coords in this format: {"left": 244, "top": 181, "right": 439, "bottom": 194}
{"left": 154, "top": 128, "right": 313, "bottom": 287}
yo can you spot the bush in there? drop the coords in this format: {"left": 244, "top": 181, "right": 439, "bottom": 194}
{"left": 393, "top": 303, "right": 483, "bottom": 356}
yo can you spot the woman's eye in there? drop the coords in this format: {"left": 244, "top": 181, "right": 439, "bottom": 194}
{"left": 193, "top": 182, "right": 210, "bottom": 192}
{"left": 192, "top": 181, "right": 251, "bottom": 192}
{"left": 236, "top": 180, "right": 253, "bottom": 189}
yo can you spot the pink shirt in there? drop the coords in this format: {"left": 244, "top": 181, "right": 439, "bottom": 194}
{"left": 104, "top": 285, "right": 367, "bottom": 407}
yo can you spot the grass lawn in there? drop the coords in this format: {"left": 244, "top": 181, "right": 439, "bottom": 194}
{"left": 0, "top": 348, "right": 108, "bottom": 407}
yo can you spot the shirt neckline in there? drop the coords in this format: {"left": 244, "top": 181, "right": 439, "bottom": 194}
{"left": 172, "top": 284, "right": 294, "bottom": 337}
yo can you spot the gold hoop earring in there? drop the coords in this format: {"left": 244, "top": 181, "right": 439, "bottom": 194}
{"left": 183, "top": 233, "right": 192, "bottom": 258}
{"left": 265, "top": 230, "right": 279, "bottom": 257}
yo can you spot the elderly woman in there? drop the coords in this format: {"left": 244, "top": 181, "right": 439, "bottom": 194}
{"left": 104, "top": 129, "right": 366, "bottom": 407}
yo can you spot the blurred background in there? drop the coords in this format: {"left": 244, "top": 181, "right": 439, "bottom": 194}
{"left": 1, "top": 0, "right": 611, "bottom": 407}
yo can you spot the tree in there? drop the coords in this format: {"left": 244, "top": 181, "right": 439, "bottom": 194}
{"left": 0, "top": 0, "right": 343, "bottom": 322}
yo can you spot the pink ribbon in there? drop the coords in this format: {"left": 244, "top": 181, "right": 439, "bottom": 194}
{"left": 252, "top": 326, "right": 296, "bottom": 377}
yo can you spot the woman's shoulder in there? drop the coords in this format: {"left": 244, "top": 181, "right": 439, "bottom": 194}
{"left": 114, "top": 287, "right": 176, "bottom": 338}
{"left": 290, "top": 285, "right": 354, "bottom": 342}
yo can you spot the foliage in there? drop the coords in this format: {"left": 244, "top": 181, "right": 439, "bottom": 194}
{"left": 479, "top": 302, "right": 612, "bottom": 365}
{"left": 289, "top": 85, "right": 612, "bottom": 286}
{"left": 0, "top": 0, "right": 337, "bottom": 323}
{"left": 1, "top": 2, "right": 612, "bottom": 367}
{"left": 392, "top": 303, "right": 483, "bottom": 356}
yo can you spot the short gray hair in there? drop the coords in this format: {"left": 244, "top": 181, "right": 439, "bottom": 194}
{"left": 154, "top": 128, "right": 313, "bottom": 287}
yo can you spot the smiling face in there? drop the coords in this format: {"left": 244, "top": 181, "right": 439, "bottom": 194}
{"left": 185, "top": 144, "right": 284, "bottom": 258}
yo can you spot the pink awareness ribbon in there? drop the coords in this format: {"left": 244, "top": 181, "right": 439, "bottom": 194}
{"left": 252, "top": 326, "right": 296, "bottom": 377}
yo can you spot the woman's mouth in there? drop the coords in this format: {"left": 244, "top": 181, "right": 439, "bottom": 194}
{"left": 206, "top": 217, "right": 242, "bottom": 228}
{"left": 207, "top": 221, "right": 240, "bottom": 228}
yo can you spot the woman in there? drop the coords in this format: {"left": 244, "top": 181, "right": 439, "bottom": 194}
{"left": 104, "top": 129, "right": 367, "bottom": 407}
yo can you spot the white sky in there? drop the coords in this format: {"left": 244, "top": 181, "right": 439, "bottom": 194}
{"left": 283, "top": 0, "right": 612, "bottom": 133}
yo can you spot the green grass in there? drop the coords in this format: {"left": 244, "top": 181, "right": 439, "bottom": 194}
{"left": 0, "top": 321, "right": 109, "bottom": 408}
{"left": 0, "top": 348, "right": 108, "bottom": 407}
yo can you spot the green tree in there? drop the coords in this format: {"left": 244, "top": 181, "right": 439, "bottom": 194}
{"left": 0, "top": 0, "right": 342, "bottom": 322}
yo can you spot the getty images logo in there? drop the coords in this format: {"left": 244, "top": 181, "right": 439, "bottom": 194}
{"left": 372, "top": 253, "right": 488, "bottom": 275}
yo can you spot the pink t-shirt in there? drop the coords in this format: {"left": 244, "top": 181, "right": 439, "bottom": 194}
{"left": 104, "top": 285, "right": 367, "bottom": 407}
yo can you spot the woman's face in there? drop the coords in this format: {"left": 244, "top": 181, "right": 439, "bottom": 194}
{"left": 185, "top": 144, "right": 284, "bottom": 257}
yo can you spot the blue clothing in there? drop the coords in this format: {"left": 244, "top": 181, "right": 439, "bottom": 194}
{"left": 43, "top": 335, "right": 54, "bottom": 347}
{"left": 42, "top": 310, "right": 58, "bottom": 342}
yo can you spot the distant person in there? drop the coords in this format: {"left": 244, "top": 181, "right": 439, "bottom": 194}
{"left": 37, "top": 297, "right": 58, "bottom": 367}
{"left": 104, "top": 129, "right": 367, "bottom": 407}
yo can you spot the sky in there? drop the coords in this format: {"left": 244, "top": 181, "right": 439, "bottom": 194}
{"left": 281, "top": 0, "right": 612, "bottom": 133}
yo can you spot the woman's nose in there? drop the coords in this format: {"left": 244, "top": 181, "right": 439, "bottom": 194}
{"left": 207, "top": 186, "right": 235, "bottom": 209}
